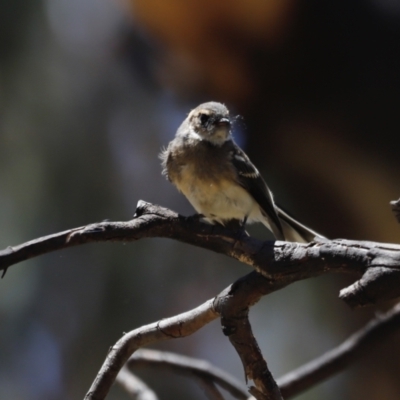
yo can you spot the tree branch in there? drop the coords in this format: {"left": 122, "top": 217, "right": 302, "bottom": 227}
{"left": 214, "top": 272, "right": 286, "bottom": 400}
{"left": 277, "top": 302, "right": 400, "bottom": 398}
{"left": 84, "top": 265, "right": 290, "bottom": 400}
{"left": 84, "top": 299, "right": 218, "bottom": 400}
{"left": 127, "top": 349, "right": 250, "bottom": 400}
{"left": 194, "top": 379, "right": 226, "bottom": 400}
{"left": 116, "top": 366, "right": 158, "bottom": 400}
{"left": 85, "top": 267, "right": 400, "bottom": 400}
{"left": 3, "top": 200, "right": 400, "bottom": 399}
{"left": 2, "top": 201, "right": 400, "bottom": 308}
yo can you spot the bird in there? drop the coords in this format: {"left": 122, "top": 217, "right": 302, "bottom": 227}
{"left": 160, "top": 101, "right": 324, "bottom": 242}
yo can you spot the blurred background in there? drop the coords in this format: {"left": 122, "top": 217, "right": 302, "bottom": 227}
{"left": 1, "top": 0, "right": 400, "bottom": 399}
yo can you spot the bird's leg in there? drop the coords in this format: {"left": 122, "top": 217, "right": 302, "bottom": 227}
{"left": 239, "top": 216, "right": 250, "bottom": 238}
{"left": 227, "top": 217, "right": 249, "bottom": 251}
{"left": 225, "top": 217, "right": 249, "bottom": 239}
{"left": 181, "top": 213, "right": 205, "bottom": 226}
{"left": 191, "top": 213, "right": 205, "bottom": 221}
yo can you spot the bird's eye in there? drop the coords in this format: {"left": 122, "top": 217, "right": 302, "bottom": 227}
{"left": 199, "top": 113, "right": 210, "bottom": 125}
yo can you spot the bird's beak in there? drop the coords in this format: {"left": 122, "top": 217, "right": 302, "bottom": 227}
{"left": 217, "top": 117, "right": 231, "bottom": 128}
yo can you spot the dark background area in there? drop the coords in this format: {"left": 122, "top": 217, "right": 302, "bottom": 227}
{"left": 1, "top": 1, "right": 400, "bottom": 399}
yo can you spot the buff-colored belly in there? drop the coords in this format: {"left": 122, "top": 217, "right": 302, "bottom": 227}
{"left": 173, "top": 165, "right": 260, "bottom": 223}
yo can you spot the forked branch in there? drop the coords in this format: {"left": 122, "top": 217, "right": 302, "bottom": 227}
{"left": 2, "top": 200, "right": 400, "bottom": 399}
{"left": 2, "top": 201, "right": 400, "bottom": 308}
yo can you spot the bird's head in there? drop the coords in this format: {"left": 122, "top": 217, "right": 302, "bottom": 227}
{"left": 187, "top": 102, "right": 231, "bottom": 146}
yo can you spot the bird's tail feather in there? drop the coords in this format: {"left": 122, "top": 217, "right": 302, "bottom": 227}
{"left": 277, "top": 207, "right": 325, "bottom": 243}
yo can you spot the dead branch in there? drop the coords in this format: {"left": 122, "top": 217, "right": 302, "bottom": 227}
{"left": 277, "top": 302, "right": 400, "bottom": 398}
{"left": 195, "top": 379, "right": 226, "bottom": 400}
{"left": 84, "top": 270, "right": 288, "bottom": 400}
{"left": 2, "top": 200, "right": 400, "bottom": 399}
{"left": 84, "top": 299, "right": 218, "bottom": 400}
{"left": 1, "top": 201, "right": 400, "bottom": 308}
{"left": 85, "top": 271, "right": 285, "bottom": 400}
{"left": 88, "top": 271, "right": 400, "bottom": 400}
{"left": 127, "top": 349, "right": 250, "bottom": 400}
{"left": 116, "top": 366, "right": 158, "bottom": 400}
{"left": 214, "top": 272, "right": 286, "bottom": 400}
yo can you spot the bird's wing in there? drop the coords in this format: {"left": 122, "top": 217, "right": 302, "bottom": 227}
{"left": 229, "top": 143, "right": 284, "bottom": 239}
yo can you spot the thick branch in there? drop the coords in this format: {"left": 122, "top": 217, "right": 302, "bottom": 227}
{"left": 214, "top": 272, "right": 286, "bottom": 400}
{"left": 2, "top": 201, "right": 400, "bottom": 308}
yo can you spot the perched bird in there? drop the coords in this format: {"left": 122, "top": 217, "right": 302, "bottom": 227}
{"left": 160, "top": 101, "right": 323, "bottom": 242}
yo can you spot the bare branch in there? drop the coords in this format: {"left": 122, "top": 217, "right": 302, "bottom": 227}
{"left": 2, "top": 201, "right": 400, "bottom": 308}
{"left": 85, "top": 267, "right": 400, "bottom": 400}
{"left": 84, "top": 299, "right": 218, "bottom": 400}
{"left": 277, "top": 302, "right": 400, "bottom": 398}
{"left": 3, "top": 201, "right": 400, "bottom": 397}
{"left": 116, "top": 366, "right": 158, "bottom": 400}
{"left": 85, "top": 271, "right": 282, "bottom": 400}
{"left": 127, "top": 349, "right": 250, "bottom": 400}
{"left": 214, "top": 272, "right": 285, "bottom": 400}
{"left": 196, "top": 379, "right": 226, "bottom": 400}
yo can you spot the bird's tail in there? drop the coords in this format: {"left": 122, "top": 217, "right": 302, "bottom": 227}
{"left": 276, "top": 207, "right": 325, "bottom": 243}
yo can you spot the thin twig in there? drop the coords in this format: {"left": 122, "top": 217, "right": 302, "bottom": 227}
{"left": 196, "top": 379, "right": 226, "bottom": 400}
{"left": 116, "top": 366, "right": 158, "bottom": 400}
{"left": 277, "top": 302, "right": 400, "bottom": 398}
{"left": 127, "top": 349, "right": 250, "bottom": 400}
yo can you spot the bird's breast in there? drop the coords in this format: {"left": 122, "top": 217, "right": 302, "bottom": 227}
{"left": 173, "top": 163, "right": 257, "bottom": 221}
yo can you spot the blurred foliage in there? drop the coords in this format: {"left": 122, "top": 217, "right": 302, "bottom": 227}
{"left": 1, "top": 0, "right": 400, "bottom": 399}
